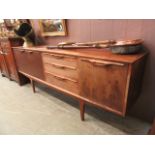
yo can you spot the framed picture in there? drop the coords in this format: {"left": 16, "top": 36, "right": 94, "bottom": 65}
{"left": 4, "top": 19, "right": 30, "bottom": 30}
{"left": 39, "top": 19, "right": 67, "bottom": 36}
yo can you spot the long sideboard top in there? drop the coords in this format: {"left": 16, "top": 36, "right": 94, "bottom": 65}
{"left": 12, "top": 46, "right": 148, "bottom": 64}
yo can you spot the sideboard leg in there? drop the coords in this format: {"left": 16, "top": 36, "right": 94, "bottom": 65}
{"left": 80, "top": 100, "right": 85, "bottom": 121}
{"left": 30, "top": 79, "right": 36, "bottom": 93}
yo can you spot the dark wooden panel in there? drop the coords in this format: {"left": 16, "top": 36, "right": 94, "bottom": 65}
{"left": 127, "top": 56, "right": 147, "bottom": 108}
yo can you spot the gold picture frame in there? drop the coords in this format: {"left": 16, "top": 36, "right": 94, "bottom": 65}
{"left": 39, "top": 19, "right": 67, "bottom": 37}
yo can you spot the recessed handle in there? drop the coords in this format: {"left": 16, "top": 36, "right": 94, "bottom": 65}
{"left": 50, "top": 54, "right": 65, "bottom": 59}
{"left": 15, "top": 49, "right": 25, "bottom": 53}
{"left": 81, "top": 59, "right": 124, "bottom": 66}
{"left": 92, "top": 61, "right": 124, "bottom": 67}
{"left": 46, "top": 72, "right": 78, "bottom": 83}
{"left": 52, "top": 64, "right": 66, "bottom": 69}
{"left": 45, "top": 62, "right": 77, "bottom": 70}
{"left": 53, "top": 75, "right": 78, "bottom": 83}
{"left": 26, "top": 50, "right": 33, "bottom": 54}
{"left": 53, "top": 75, "right": 67, "bottom": 81}
{"left": 21, "top": 50, "right": 25, "bottom": 53}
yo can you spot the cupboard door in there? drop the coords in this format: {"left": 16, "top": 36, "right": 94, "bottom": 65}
{"left": 26, "top": 51, "right": 45, "bottom": 79}
{"left": 13, "top": 50, "right": 45, "bottom": 80}
{"left": 79, "top": 58, "right": 129, "bottom": 114}
{"left": 13, "top": 50, "right": 28, "bottom": 73}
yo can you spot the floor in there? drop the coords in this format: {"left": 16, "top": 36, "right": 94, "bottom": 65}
{"left": 0, "top": 76, "right": 150, "bottom": 135}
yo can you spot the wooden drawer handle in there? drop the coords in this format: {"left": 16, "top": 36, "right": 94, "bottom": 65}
{"left": 92, "top": 61, "right": 124, "bottom": 67}
{"left": 26, "top": 50, "right": 33, "bottom": 54}
{"left": 15, "top": 50, "right": 25, "bottom": 53}
{"left": 54, "top": 75, "right": 78, "bottom": 83}
{"left": 53, "top": 74, "right": 78, "bottom": 83}
{"left": 53, "top": 75, "right": 67, "bottom": 81}
{"left": 52, "top": 63, "right": 76, "bottom": 70}
{"left": 46, "top": 72, "right": 78, "bottom": 83}
{"left": 81, "top": 59, "right": 124, "bottom": 66}
{"left": 52, "top": 63, "right": 66, "bottom": 69}
{"left": 45, "top": 62, "right": 77, "bottom": 70}
{"left": 50, "top": 54, "right": 64, "bottom": 59}
{"left": 43, "top": 53, "right": 77, "bottom": 59}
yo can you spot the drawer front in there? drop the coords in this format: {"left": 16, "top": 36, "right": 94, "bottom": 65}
{"left": 42, "top": 53, "right": 77, "bottom": 68}
{"left": 43, "top": 62, "right": 78, "bottom": 80}
{"left": 45, "top": 72, "right": 79, "bottom": 94}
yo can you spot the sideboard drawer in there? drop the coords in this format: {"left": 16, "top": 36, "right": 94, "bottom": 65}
{"left": 42, "top": 53, "right": 77, "bottom": 68}
{"left": 45, "top": 72, "right": 79, "bottom": 94}
{"left": 43, "top": 62, "right": 78, "bottom": 80}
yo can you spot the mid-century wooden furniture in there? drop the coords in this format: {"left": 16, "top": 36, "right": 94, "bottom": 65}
{"left": 12, "top": 47, "right": 147, "bottom": 120}
{"left": 0, "top": 37, "right": 26, "bottom": 84}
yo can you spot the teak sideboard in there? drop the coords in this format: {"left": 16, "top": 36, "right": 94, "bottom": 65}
{"left": 12, "top": 46, "right": 147, "bottom": 120}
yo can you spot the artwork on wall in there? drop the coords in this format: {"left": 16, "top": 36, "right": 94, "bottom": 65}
{"left": 39, "top": 19, "right": 67, "bottom": 37}
{"left": 0, "top": 19, "right": 31, "bottom": 37}
{"left": 4, "top": 19, "right": 30, "bottom": 30}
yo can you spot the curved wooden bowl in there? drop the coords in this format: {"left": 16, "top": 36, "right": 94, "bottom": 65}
{"left": 113, "top": 39, "right": 143, "bottom": 47}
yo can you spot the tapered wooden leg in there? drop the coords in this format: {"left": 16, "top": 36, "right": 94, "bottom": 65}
{"left": 79, "top": 100, "right": 85, "bottom": 121}
{"left": 30, "top": 79, "right": 35, "bottom": 93}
